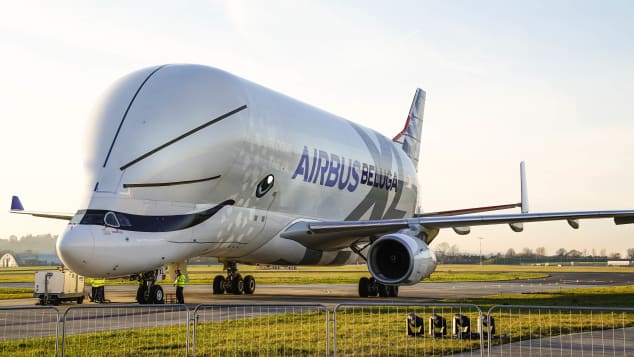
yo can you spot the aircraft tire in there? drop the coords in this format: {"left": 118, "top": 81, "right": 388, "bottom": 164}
{"left": 213, "top": 275, "right": 226, "bottom": 294}
{"left": 377, "top": 283, "right": 389, "bottom": 297}
{"left": 244, "top": 275, "right": 256, "bottom": 294}
{"left": 368, "top": 278, "right": 379, "bottom": 297}
{"left": 150, "top": 285, "right": 164, "bottom": 304}
{"left": 358, "top": 277, "right": 370, "bottom": 297}
{"left": 136, "top": 285, "right": 149, "bottom": 304}
{"left": 231, "top": 276, "right": 244, "bottom": 295}
{"left": 389, "top": 285, "right": 399, "bottom": 297}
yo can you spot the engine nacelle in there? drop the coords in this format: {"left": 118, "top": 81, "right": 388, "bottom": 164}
{"left": 367, "top": 233, "right": 437, "bottom": 285}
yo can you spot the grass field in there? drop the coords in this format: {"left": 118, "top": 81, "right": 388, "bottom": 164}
{"left": 449, "top": 285, "right": 634, "bottom": 309}
{"left": 0, "top": 264, "right": 550, "bottom": 287}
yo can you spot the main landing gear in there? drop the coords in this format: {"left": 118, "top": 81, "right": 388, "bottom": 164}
{"left": 358, "top": 277, "right": 399, "bottom": 297}
{"left": 133, "top": 271, "right": 164, "bottom": 304}
{"left": 351, "top": 243, "right": 399, "bottom": 298}
{"left": 212, "top": 261, "right": 256, "bottom": 295}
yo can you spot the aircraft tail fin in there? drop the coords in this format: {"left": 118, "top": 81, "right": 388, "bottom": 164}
{"left": 393, "top": 88, "right": 426, "bottom": 170}
{"left": 11, "top": 196, "right": 24, "bottom": 211}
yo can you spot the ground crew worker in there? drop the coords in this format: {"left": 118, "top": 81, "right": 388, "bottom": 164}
{"left": 173, "top": 269, "right": 185, "bottom": 304}
{"left": 92, "top": 278, "right": 106, "bottom": 303}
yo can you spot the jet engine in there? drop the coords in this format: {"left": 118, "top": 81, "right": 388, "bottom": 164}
{"left": 367, "top": 233, "right": 437, "bottom": 285}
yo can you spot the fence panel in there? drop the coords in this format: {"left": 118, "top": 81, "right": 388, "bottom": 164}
{"left": 0, "top": 306, "right": 60, "bottom": 357}
{"left": 61, "top": 304, "right": 190, "bottom": 357}
{"left": 192, "top": 304, "right": 329, "bottom": 357}
{"left": 334, "top": 302, "right": 484, "bottom": 357}
{"left": 486, "top": 305, "right": 634, "bottom": 356}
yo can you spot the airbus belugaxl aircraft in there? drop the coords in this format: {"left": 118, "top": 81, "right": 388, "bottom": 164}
{"left": 10, "top": 64, "right": 634, "bottom": 303}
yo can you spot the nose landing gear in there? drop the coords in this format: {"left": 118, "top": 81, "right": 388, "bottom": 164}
{"left": 133, "top": 271, "right": 165, "bottom": 304}
{"left": 212, "top": 261, "right": 256, "bottom": 295}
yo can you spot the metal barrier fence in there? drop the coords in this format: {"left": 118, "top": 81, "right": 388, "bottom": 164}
{"left": 192, "top": 304, "right": 329, "bottom": 356}
{"left": 61, "top": 304, "right": 190, "bottom": 356}
{"left": 4, "top": 304, "right": 634, "bottom": 356}
{"left": 485, "top": 305, "right": 634, "bottom": 356}
{"left": 0, "top": 306, "right": 60, "bottom": 357}
{"left": 333, "top": 302, "right": 484, "bottom": 356}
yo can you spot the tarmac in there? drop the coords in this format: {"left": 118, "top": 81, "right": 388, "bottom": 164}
{"left": 2, "top": 271, "right": 633, "bottom": 308}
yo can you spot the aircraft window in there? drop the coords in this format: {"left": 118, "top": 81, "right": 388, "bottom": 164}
{"left": 81, "top": 211, "right": 105, "bottom": 225}
{"left": 115, "top": 213, "right": 132, "bottom": 227}
{"left": 70, "top": 210, "right": 86, "bottom": 225}
{"left": 104, "top": 212, "right": 120, "bottom": 228}
{"left": 76, "top": 199, "right": 234, "bottom": 232}
{"left": 256, "top": 174, "right": 275, "bottom": 198}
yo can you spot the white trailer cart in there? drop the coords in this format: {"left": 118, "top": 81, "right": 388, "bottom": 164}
{"left": 33, "top": 270, "right": 85, "bottom": 305}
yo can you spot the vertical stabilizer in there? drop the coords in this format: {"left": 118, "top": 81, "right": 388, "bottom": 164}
{"left": 393, "top": 88, "right": 426, "bottom": 170}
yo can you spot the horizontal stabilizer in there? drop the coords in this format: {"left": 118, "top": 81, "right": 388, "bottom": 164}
{"left": 9, "top": 195, "right": 73, "bottom": 220}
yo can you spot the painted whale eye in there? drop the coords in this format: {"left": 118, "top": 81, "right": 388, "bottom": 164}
{"left": 256, "top": 174, "right": 275, "bottom": 198}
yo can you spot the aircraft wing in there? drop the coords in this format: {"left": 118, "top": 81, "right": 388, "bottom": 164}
{"left": 9, "top": 196, "right": 73, "bottom": 221}
{"left": 281, "top": 210, "right": 634, "bottom": 251}
{"left": 415, "top": 203, "right": 521, "bottom": 217}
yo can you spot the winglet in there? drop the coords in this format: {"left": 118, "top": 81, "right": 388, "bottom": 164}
{"left": 11, "top": 196, "right": 24, "bottom": 211}
{"left": 520, "top": 161, "right": 529, "bottom": 213}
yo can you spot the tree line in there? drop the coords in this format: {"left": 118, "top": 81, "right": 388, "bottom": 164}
{"left": 0, "top": 234, "right": 57, "bottom": 254}
{"left": 434, "top": 242, "right": 634, "bottom": 262}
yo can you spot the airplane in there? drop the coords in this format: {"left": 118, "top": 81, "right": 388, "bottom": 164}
{"left": 10, "top": 64, "right": 634, "bottom": 303}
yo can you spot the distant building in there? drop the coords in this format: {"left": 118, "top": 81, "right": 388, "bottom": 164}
{"left": 1, "top": 252, "right": 18, "bottom": 268}
{"left": 0, "top": 251, "right": 61, "bottom": 267}
{"left": 607, "top": 260, "right": 633, "bottom": 267}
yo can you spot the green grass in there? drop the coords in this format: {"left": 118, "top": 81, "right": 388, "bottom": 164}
{"left": 452, "top": 285, "right": 634, "bottom": 309}
{"left": 437, "top": 264, "right": 634, "bottom": 273}
{"left": 0, "top": 265, "right": 549, "bottom": 287}
{"left": 0, "top": 288, "right": 33, "bottom": 299}
{"left": 424, "top": 271, "right": 546, "bottom": 282}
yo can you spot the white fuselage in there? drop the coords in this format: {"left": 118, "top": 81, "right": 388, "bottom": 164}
{"left": 56, "top": 64, "right": 419, "bottom": 278}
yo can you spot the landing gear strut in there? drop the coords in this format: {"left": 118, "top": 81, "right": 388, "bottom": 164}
{"left": 133, "top": 271, "right": 164, "bottom": 304}
{"left": 212, "top": 261, "right": 256, "bottom": 295}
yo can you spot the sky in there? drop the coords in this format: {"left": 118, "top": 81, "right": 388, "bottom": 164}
{"left": 1, "top": 0, "right": 634, "bottom": 256}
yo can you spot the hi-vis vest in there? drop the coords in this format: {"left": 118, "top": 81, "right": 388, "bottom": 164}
{"left": 92, "top": 278, "right": 105, "bottom": 287}
{"left": 175, "top": 274, "right": 186, "bottom": 287}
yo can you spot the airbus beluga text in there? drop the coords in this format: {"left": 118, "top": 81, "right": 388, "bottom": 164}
{"left": 11, "top": 64, "right": 634, "bottom": 303}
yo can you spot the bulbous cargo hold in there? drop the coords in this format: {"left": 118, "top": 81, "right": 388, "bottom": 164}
{"left": 57, "top": 63, "right": 420, "bottom": 282}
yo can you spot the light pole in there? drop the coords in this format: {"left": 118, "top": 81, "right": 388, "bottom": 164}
{"left": 478, "top": 237, "right": 484, "bottom": 265}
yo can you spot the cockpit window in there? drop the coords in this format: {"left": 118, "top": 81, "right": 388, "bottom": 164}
{"left": 70, "top": 210, "right": 86, "bottom": 225}
{"left": 116, "top": 213, "right": 132, "bottom": 227}
{"left": 76, "top": 199, "right": 235, "bottom": 232}
{"left": 104, "top": 212, "right": 120, "bottom": 228}
{"left": 81, "top": 211, "right": 107, "bottom": 225}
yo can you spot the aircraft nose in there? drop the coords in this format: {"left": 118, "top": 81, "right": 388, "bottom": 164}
{"left": 56, "top": 225, "right": 95, "bottom": 275}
